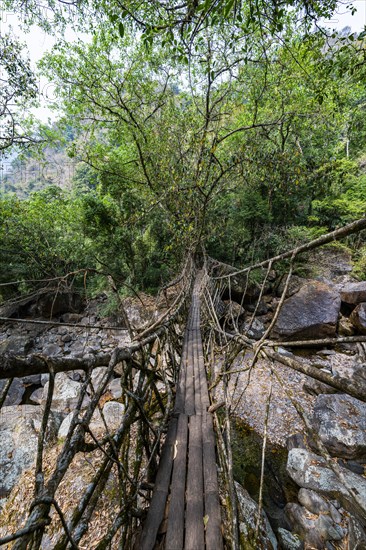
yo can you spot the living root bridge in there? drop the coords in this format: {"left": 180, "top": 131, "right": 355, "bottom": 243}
{"left": 0, "top": 256, "right": 195, "bottom": 550}
{"left": 200, "top": 216, "right": 366, "bottom": 547}
{"left": 2, "top": 219, "right": 366, "bottom": 549}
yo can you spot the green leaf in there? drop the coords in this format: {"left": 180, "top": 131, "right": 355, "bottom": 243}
{"left": 224, "top": 0, "right": 235, "bottom": 18}
{"left": 119, "top": 22, "right": 125, "bottom": 38}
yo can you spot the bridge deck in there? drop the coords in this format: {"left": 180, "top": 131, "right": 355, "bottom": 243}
{"left": 140, "top": 285, "right": 223, "bottom": 550}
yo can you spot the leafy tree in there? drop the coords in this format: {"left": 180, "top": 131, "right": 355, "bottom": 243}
{"left": 0, "top": 33, "right": 38, "bottom": 151}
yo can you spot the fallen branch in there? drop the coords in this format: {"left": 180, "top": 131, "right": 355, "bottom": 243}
{"left": 0, "top": 353, "right": 114, "bottom": 380}
{"left": 264, "top": 348, "right": 366, "bottom": 403}
{"left": 267, "top": 335, "right": 366, "bottom": 348}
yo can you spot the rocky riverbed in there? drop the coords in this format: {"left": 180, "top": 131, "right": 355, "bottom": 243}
{"left": 213, "top": 248, "right": 366, "bottom": 549}
{"left": 1, "top": 247, "right": 366, "bottom": 548}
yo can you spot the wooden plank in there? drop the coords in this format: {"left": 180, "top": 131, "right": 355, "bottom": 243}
{"left": 174, "top": 328, "right": 189, "bottom": 414}
{"left": 184, "top": 328, "right": 195, "bottom": 416}
{"left": 140, "top": 418, "right": 178, "bottom": 550}
{"left": 165, "top": 414, "right": 188, "bottom": 550}
{"left": 193, "top": 330, "right": 202, "bottom": 415}
{"left": 185, "top": 415, "right": 205, "bottom": 550}
{"left": 197, "top": 326, "right": 210, "bottom": 411}
{"left": 202, "top": 413, "right": 223, "bottom": 550}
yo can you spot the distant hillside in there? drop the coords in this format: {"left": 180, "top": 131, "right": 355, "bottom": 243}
{"left": 0, "top": 146, "right": 76, "bottom": 198}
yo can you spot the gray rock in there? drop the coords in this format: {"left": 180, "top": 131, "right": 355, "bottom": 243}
{"left": 41, "top": 373, "right": 49, "bottom": 386}
{"left": 287, "top": 448, "right": 366, "bottom": 518}
{"left": 287, "top": 434, "right": 308, "bottom": 451}
{"left": 329, "top": 503, "right": 343, "bottom": 524}
{"left": 43, "top": 343, "right": 62, "bottom": 356}
{"left": 285, "top": 503, "right": 323, "bottom": 548}
{"left": 61, "top": 313, "right": 83, "bottom": 323}
{"left": 272, "top": 281, "right": 341, "bottom": 340}
{"left": 341, "top": 282, "right": 366, "bottom": 306}
{"left": 277, "top": 528, "right": 303, "bottom": 550}
{"left": 244, "top": 300, "right": 268, "bottom": 315}
{"left": 21, "top": 374, "right": 42, "bottom": 385}
{"left": 0, "top": 378, "right": 25, "bottom": 406}
{"left": 317, "top": 514, "right": 344, "bottom": 541}
{"left": 88, "top": 401, "right": 125, "bottom": 434}
{"left": 338, "top": 315, "right": 356, "bottom": 336}
{"left": 43, "top": 372, "right": 90, "bottom": 412}
{"left": 310, "top": 394, "right": 366, "bottom": 460}
{"left": 29, "top": 387, "right": 43, "bottom": 404}
{"left": 235, "top": 481, "right": 278, "bottom": 549}
{"left": 101, "top": 401, "right": 125, "bottom": 431}
{"left": 339, "top": 460, "right": 365, "bottom": 475}
{"left": 276, "top": 275, "right": 307, "bottom": 298}
{"left": 242, "top": 318, "right": 266, "bottom": 340}
{"left": 58, "top": 402, "right": 124, "bottom": 438}
{"left": 277, "top": 347, "right": 294, "bottom": 357}
{"left": 107, "top": 378, "right": 122, "bottom": 399}
{"left": 0, "top": 336, "right": 34, "bottom": 356}
{"left": 91, "top": 367, "right": 109, "bottom": 390}
{"left": 32, "top": 411, "right": 64, "bottom": 444}
{"left": 68, "top": 343, "right": 86, "bottom": 358}
{"left": 58, "top": 411, "right": 75, "bottom": 439}
{"left": 303, "top": 378, "right": 338, "bottom": 397}
{"left": 298, "top": 488, "right": 330, "bottom": 514}
{"left": 0, "top": 406, "right": 39, "bottom": 495}
{"left": 350, "top": 303, "right": 366, "bottom": 335}
{"left": 67, "top": 369, "right": 85, "bottom": 382}
{"left": 348, "top": 516, "right": 366, "bottom": 549}
{"left": 285, "top": 502, "right": 344, "bottom": 548}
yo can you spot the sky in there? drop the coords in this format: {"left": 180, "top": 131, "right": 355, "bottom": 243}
{"left": 1, "top": 1, "right": 366, "bottom": 123}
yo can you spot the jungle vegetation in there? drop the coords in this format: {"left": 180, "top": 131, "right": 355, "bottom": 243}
{"left": 1, "top": 0, "right": 366, "bottom": 299}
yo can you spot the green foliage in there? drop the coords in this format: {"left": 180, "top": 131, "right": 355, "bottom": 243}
{"left": 311, "top": 172, "right": 366, "bottom": 228}
{"left": 0, "top": 33, "right": 38, "bottom": 151}
{"left": 352, "top": 246, "right": 366, "bottom": 281}
{"left": 2, "top": 7, "right": 366, "bottom": 297}
{"left": 0, "top": 187, "right": 90, "bottom": 285}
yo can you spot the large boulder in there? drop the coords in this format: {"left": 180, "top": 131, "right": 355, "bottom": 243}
{"left": 349, "top": 516, "right": 366, "bottom": 549}
{"left": 0, "top": 336, "right": 34, "bottom": 356}
{"left": 42, "top": 372, "right": 90, "bottom": 413}
{"left": 310, "top": 394, "right": 366, "bottom": 461}
{"left": 0, "top": 405, "right": 60, "bottom": 497}
{"left": 0, "top": 374, "right": 42, "bottom": 406}
{"left": 0, "top": 378, "right": 25, "bottom": 406}
{"left": 0, "top": 407, "right": 37, "bottom": 497}
{"left": 340, "top": 282, "right": 366, "bottom": 306}
{"left": 287, "top": 448, "right": 366, "bottom": 519}
{"left": 235, "top": 482, "right": 278, "bottom": 549}
{"left": 275, "top": 275, "right": 307, "bottom": 298}
{"left": 285, "top": 502, "right": 344, "bottom": 549}
{"left": 272, "top": 281, "right": 341, "bottom": 340}
{"left": 58, "top": 401, "right": 125, "bottom": 438}
{"left": 277, "top": 528, "right": 303, "bottom": 550}
{"left": 350, "top": 303, "right": 366, "bottom": 334}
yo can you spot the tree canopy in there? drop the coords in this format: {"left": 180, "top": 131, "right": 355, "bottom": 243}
{"left": 1, "top": 0, "right": 366, "bottom": 297}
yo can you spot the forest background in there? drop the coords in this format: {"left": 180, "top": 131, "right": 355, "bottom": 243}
{"left": 1, "top": 0, "right": 366, "bottom": 303}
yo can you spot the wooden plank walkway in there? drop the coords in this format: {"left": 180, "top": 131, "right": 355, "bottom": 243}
{"left": 140, "top": 280, "right": 223, "bottom": 550}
